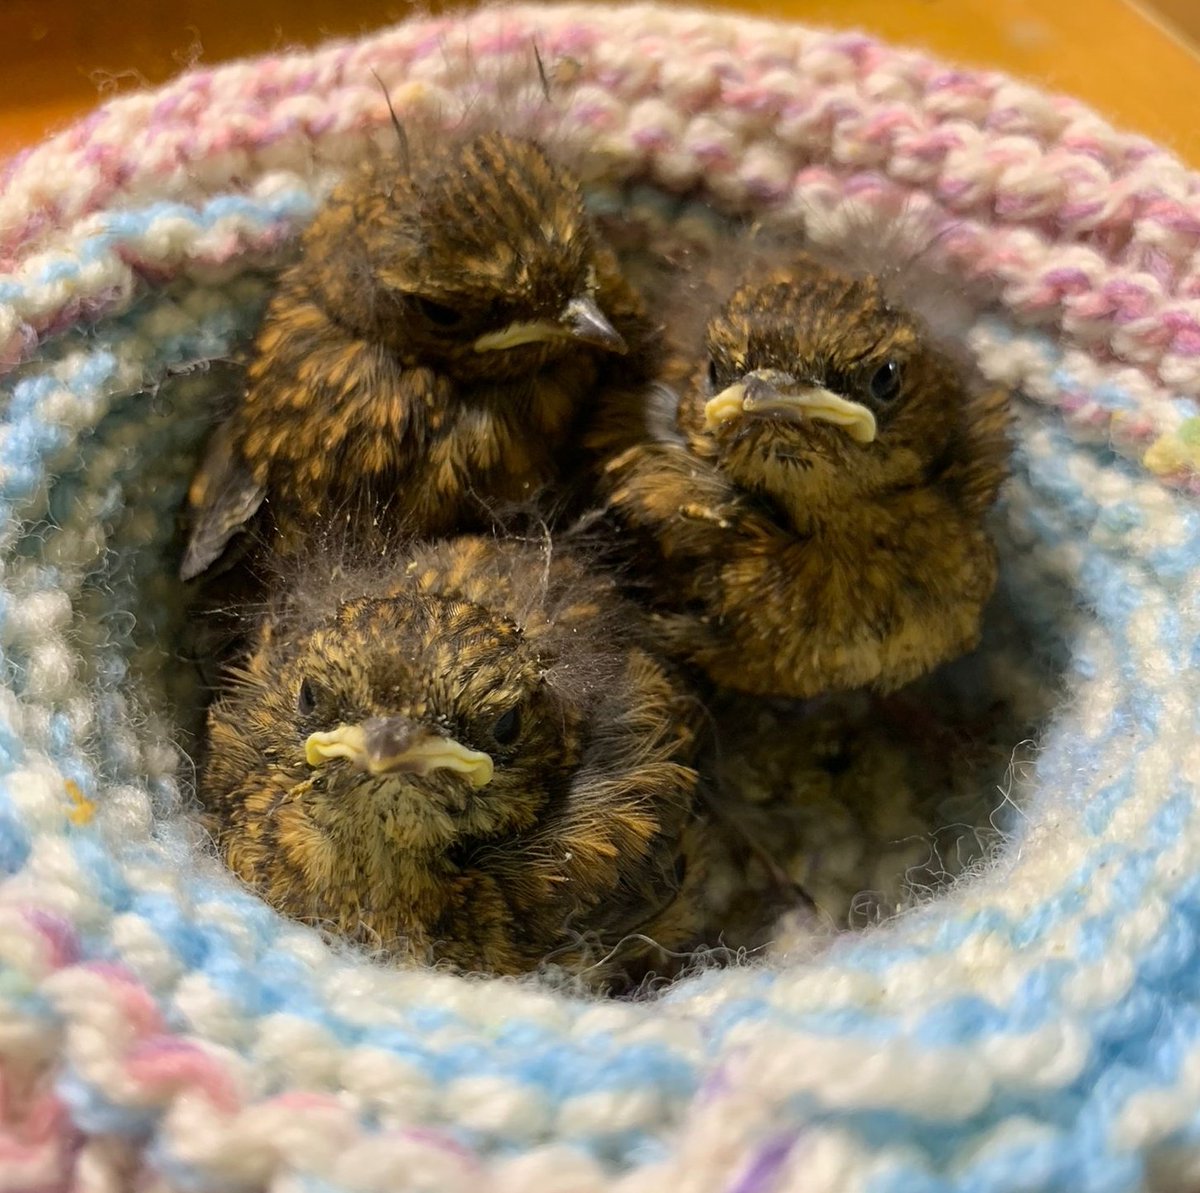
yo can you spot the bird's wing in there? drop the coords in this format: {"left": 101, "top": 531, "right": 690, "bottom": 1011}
{"left": 180, "top": 419, "right": 267, "bottom": 581}
{"left": 605, "top": 439, "right": 760, "bottom": 561}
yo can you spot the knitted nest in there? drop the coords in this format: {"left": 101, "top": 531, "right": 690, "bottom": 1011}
{"left": 2, "top": 5, "right": 1199, "bottom": 1190}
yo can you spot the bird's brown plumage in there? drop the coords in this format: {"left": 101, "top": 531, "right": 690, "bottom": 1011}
{"left": 600, "top": 248, "right": 1012, "bottom": 699}
{"left": 181, "top": 130, "right": 657, "bottom": 581}
{"left": 199, "top": 534, "right": 705, "bottom": 987}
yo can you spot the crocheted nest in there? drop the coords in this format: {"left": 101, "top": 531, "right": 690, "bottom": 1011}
{"left": 2, "top": 5, "right": 1198, "bottom": 1189}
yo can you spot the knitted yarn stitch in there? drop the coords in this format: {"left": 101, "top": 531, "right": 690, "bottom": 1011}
{"left": 1, "top": 6, "right": 1199, "bottom": 1191}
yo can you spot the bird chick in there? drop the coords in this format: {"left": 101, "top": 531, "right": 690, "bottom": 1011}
{"left": 602, "top": 249, "right": 1011, "bottom": 699}
{"left": 199, "top": 534, "right": 705, "bottom": 987}
{"left": 181, "top": 130, "right": 656, "bottom": 581}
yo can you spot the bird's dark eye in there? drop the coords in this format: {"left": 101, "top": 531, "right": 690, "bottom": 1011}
{"left": 296, "top": 678, "right": 318, "bottom": 718}
{"left": 415, "top": 297, "right": 463, "bottom": 328}
{"left": 491, "top": 706, "right": 522, "bottom": 746}
{"left": 868, "top": 360, "right": 903, "bottom": 403}
{"left": 707, "top": 359, "right": 720, "bottom": 391}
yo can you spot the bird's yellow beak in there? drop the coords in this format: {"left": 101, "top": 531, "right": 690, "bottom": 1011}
{"left": 472, "top": 294, "right": 627, "bottom": 355}
{"left": 305, "top": 717, "right": 494, "bottom": 788}
{"left": 704, "top": 370, "right": 877, "bottom": 444}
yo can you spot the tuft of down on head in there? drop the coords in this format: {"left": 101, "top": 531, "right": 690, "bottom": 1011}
{"left": 200, "top": 534, "right": 703, "bottom": 984}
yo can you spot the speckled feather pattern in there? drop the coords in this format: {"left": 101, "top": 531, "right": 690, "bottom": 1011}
{"left": 1, "top": 5, "right": 1200, "bottom": 1191}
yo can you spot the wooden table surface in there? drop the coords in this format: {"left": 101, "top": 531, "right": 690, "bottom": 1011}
{"left": 0, "top": 0, "right": 1198, "bottom": 164}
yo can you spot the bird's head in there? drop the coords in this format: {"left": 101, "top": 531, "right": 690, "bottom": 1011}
{"left": 242, "top": 584, "right": 582, "bottom": 852}
{"left": 693, "top": 254, "right": 1006, "bottom": 519}
{"left": 300, "top": 132, "right": 630, "bottom": 384}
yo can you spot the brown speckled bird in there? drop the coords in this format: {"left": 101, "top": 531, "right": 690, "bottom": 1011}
{"left": 200, "top": 534, "right": 706, "bottom": 987}
{"left": 180, "top": 130, "right": 656, "bottom": 581}
{"left": 601, "top": 249, "right": 1011, "bottom": 699}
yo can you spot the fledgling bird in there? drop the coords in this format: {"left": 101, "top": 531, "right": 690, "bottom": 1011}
{"left": 601, "top": 247, "right": 1011, "bottom": 699}
{"left": 180, "top": 128, "right": 656, "bottom": 581}
{"left": 199, "top": 534, "right": 706, "bottom": 986}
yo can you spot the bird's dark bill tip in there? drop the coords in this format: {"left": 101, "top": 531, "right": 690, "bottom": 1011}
{"left": 564, "top": 296, "right": 627, "bottom": 355}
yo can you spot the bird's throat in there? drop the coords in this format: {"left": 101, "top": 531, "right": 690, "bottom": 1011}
{"left": 740, "top": 458, "right": 855, "bottom": 537}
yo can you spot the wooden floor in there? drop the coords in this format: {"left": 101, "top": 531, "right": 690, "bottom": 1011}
{"left": 0, "top": 0, "right": 1199, "bottom": 164}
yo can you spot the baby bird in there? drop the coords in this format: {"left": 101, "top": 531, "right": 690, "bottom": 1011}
{"left": 180, "top": 130, "right": 655, "bottom": 581}
{"left": 602, "top": 249, "right": 1011, "bottom": 699}
{"left": 200, "top": 534, "right": 704, "bottom": 986}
